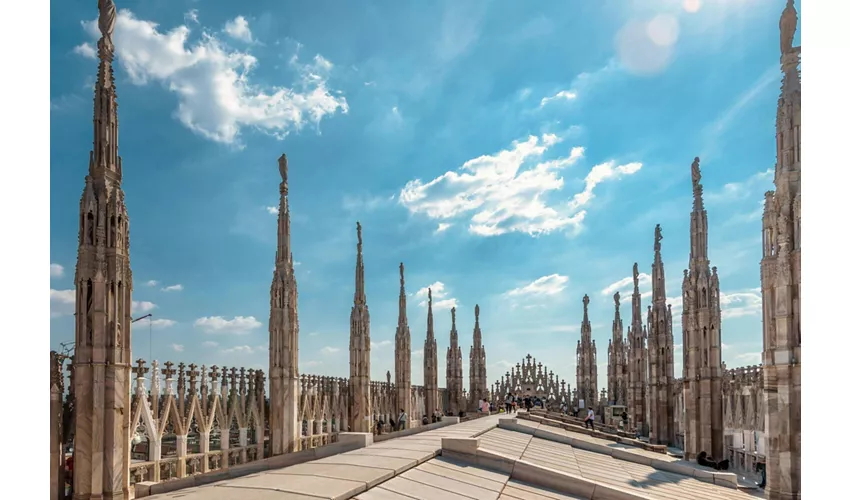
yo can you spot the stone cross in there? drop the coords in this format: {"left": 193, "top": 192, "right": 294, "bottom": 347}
{"left": 177, "top": 362, "right": 187, "bottom": 392}
{"left": 162, "top": 361, "right": 176, "bottom": 395}
{"left": 133, "top": 359, "right": 148, "bottom": 379}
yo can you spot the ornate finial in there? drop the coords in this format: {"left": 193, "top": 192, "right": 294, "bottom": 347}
{"left": 278, "top": 154, "right": 288, "bottom": 182}
{"left": 780, "top": 0, "right": 798, "bottom": 55}
{"left": 654, "top": 224, "right": 663, "bottom": 253}
{"left": 475, "top": 304, "right": 480, "bottom": 321}
{"left": 428, "top": 287, "right": 432, "bottom": 306}
{"left": 614, "top": 291, "right": 620, "bottom": 309}
{"left": 98, "top": 0, "right": 118, "bottom": 42}
{"left": 691, "top": 157, "right": 702, "bottom": 190}
{"left": 386, "top": 370, "right": 391, "bottom": 385}
{"left": 582, "top": 294, "right": 590, "bottom": 311}
{"left": 451, "top": 307, "right": 456, "bottom": 327}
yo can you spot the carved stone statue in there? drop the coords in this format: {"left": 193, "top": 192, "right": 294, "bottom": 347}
{"left": 654, "top": 224, "right": 663, "bottom": 252}
{"left": 475, "top": 304, "right": 480, "bottom": 320}
{"left": 691, "top": 157, "right": 701, "bottom": 190}
{"left": 427, "top": 287, "right": 432, "bottom": 306}
{"left": 98, "top": 0, "right": 117, "bottom": 41}
{"left": 356, "top": 221, "right": 362, "bottom": 250}
{"left": 582, "top": 294, "right": 590, "bottom": 311}
{"left": 278, "top": 154, "right": 288, "bottom": 182}
{"left": 451, "top": 306, "right": 456, "bottom": 326}
{"left": 633, "top": 262, "right": 639, "bottom": 286}
{"left": 614, "top": 291, "right": 620, "bottom": 309}
{"left": 399, "top": 262, "right": 405, "bottom": 285}
{"left": 780, "top": 0, "right": 798, "bottom": 55}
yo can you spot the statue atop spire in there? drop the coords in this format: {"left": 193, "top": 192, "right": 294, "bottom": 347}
{"left": 279, "top": 154, "right": 288, "bottom": 184}
{"left": 654, "top": 224, "right": 663, "bottom": 254}
{"left": 691, "top": 157, "right": 702, "bottom": 190}
{"left": 475, "top": 304, "right": 480, "bottom": 322}
{"left": 780, "top": 0, "right": 798, "bottom": 55}
{"left": 582, "top": 294, "right": 590, "bottom": 315}
{"left": 451, "top": 306, "right": 456, "bottom": 328}
{"left": 633, "top": 263, "right": 639, "bottom": 288}
{"left": 98, "top": 0, "right": 117, "bottom": 43}
{"left": 399, "top": 262, "right": 405, "bottom": 287}
{"left": 428, "top": 288, "right": 432, "bottom": 307}
{"left": 357, "top": 221, "right": 363, "bottom": 252}
{"left": 614, "top": 291, "right": 620, "bottom": 311}
{"left": 353, "top": 222, "right": 366, "bottom": 306}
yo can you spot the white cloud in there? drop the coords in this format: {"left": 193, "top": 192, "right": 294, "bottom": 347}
{"left": 202, "top": 341, "right": 219, "bottom": 348}
{"left": 73, "top": 43, "right": 96, "bottom": 59}
{"left": 720, "top": 290, "right": 762, "bottom": 319}
{"left": 539, "top": 90, "right": 577, "bottom": 108}
{"left": 489, "top": 360, "right": 515, "bottom": 372}
{"left": 600, "top": 273, "right": 650, "bottom": 297}
{"left": 223, "top": 16, "right": 253, "bottom": 43}
{"left": 172, "top": 344, "right": 185, "bottom": 352}
{"left": 706, "top": 169, "right": 774, "bottom": 203}
{"left": 50, "top": 263, "right": 65, "bottom": 278}
{"left": 131, "top": 300, "right": 157, "bottom": 315}
{"left": 150, "top": 319, "right": 176, "bottom": 329}
{"left": 400, "top": 134, "right": 640, "bottom": 236}
{"left": 414, "top": 282, "right": 458, "bottom": 311}
{"left": 184, "top": 9, "right": 199, "bottom": 25}
{"left": 161, "top": 284, "right": 184, "bottom": 292}
{"left": 77, "top": 10, "right": 348, "bottom": 145}
{"left": 307, "top": 331, "right": 320, "bottom": 337}
{"left": 50, "top": 289, "right": 76, "bottom": 317}
{"left": 302, "top": 360, "right": 323, "bottom": 368}
{"left": 265, "top": 206, "right": 279, "bottom": 215}
{"left": 321, "top": 346, "right": 340, "bottom": 355}
{"left": 194, "top": 316, "right": 261, "bottom": 334}
{"left": 145, "top": 280, "right": 160, "bottom": 287}
{"left": 435, "top": 223, "right": 452, "bottom": 233}
{"left": 506, "top": 274, "right": 569, "bottom": 297}
{"left": 222, "top": 345, "right": 257, "bottom": 354}
{"left": 371, "top": 339, "right": 392, "bottom": 350}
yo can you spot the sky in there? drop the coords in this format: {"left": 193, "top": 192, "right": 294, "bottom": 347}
{"left": 49, "top": 0, "right": 801, "bottom": 391}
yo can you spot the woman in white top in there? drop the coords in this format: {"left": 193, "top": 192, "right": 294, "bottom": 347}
{"left": 584, "top": 408, "right": 595, "bottom": 431}
{"left": 481, "top": 399, "right": 491, "bottom": 414}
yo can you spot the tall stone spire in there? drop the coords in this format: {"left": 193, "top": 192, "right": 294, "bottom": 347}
{"left": 627, "top": 263, "right": 648, "bottom": 434}
{"left": 607, "top": 292, "right": 627, "bottom": 406}
{"left": 761, "top": 1, "right": 801, "bottom": 496}
{"left": 349, "top": 222, "right": 372, "bottom": 432}
{"left": 647, "top": 224, "right": 676, "bottom": 446}
{"left": 446, "top": 307, "right": 463, "bottom": 414}
{"left": 576, "top": 295, "right": 598, "bottom": 409}
{"left": 468, "top": 304, "right": 487, "bottom": 411}
{"left": 423, "top": 289, "right": 439, "bottom": 419}
{"left": 73, "top": 2, "right": 133, "bottom": 498}
{"left": 394, "top": 263, "right": 411, "bottom": 422}
{"left": 682, "top": 157, "right": 724, "bottom": 460}
{"left": 269, "top": 154, "right": 299, "bottom": 456}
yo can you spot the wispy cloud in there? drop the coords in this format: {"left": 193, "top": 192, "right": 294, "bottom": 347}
{"left": 172, "top": 344, "right": 185, "bottom": 352}
{"left": 506, "top": 274, "right": 569, "bottom": 297}
{"left": 539, "top": 90, "right": 577, "bottom": 108}
{"left": 194, "top": 316, "right": 262, "bottom": 334}
{"left": 342, "top": 194, "right": 396, "bottom": 212}
{"left": 145, "top": 280, "right": 160, "bottom": 287}
{"left": 400, "top": 134, "right": 638, "bottom": 237}
{"left": 50, "top": 289, "right": 76, "bottom": 317}
{"left": 600, "top": 273, "right": 650, "bottom": 297}
{"left": 321, "top": 346, "right": 340, "bottom": 355}
{"left": 131, "top": 300, "right": 157, "bottom": 315}
{"left": 703, "top": 66, "right": 780, "bottom": 159}
{"left": 161, "top": 284, "right": 184, "bottom": 292}
{"left": 150, "top": 319, "right": 177, "bottom": 329}
{"left": 705, "top": 169, "right": 774, "bottom": 203}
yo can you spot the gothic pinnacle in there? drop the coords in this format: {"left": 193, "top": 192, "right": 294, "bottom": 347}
{"left": 582, "top": 294, "right": 590, "bottom": 322}
{"left": 691, "top": 157, "right": 705, "bottom": 211}
{"left": 426, "top": 288, "right": 434, "bottom": 339}
{"left": 398, "top": 262, "right": 407, "bottom": 326}
{"left": 354, "top": 222, "right": 366, "bottom": 306}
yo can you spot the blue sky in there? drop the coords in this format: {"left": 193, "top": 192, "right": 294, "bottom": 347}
{"left": 49, "top": 0, "right": 800, "bottom": 389}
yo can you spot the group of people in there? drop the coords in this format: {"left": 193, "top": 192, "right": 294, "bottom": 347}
{"left": 375, "top": 407, "right": 450, "bottom": 435}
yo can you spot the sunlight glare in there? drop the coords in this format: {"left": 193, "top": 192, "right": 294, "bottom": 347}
{"left": 683, "top": 0, "right": 703, "bottom": 13}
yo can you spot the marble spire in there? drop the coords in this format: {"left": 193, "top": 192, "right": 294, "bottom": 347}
{"left": 349, "top": 222, "right": 372, "bottom": 432}
{"left": 394, "top": 263, "right": 412, "bottom": 421}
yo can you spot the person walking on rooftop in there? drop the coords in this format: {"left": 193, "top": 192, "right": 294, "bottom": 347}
{"left": 584, "top": 408, "right": 595, "bottom": 431}
{"left": 505, "top": 393, "right": 514, "bottom": 413}
{"left": 481, "top": 398, "right": 491, "bottom": 414}
{"left": 398, "top": 409, "right": 408, "bottom": 431}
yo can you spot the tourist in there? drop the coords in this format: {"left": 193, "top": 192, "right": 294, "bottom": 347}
{"left": 398, "top": 409, "right": 407, "bottom": 431}
{"left": 389, "top": 417, "right": 396, "bottom": 432}
{"left": 505, "top": 392, "right": 514, "bottom": 413}
{"left": 481, "top": 398, "right": 491, "bottom": 414}
{"left": 620, "top": 410, "right": 628, "bottom": 430}
{"left": 376, "top": 419, "right": 384, "bottom": 435}
{"left": 422, "top": 415, "right": 429, "bottom": 426}
{"left": 478, "top": 398, "right": 484, "bottom": 412}
{"left": 584, "top": 408, "right": 595, "bottom": 431}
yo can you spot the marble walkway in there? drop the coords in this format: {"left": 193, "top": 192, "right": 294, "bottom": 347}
{"left": 148, "top": 414, "right": 506, "bottom": 500}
